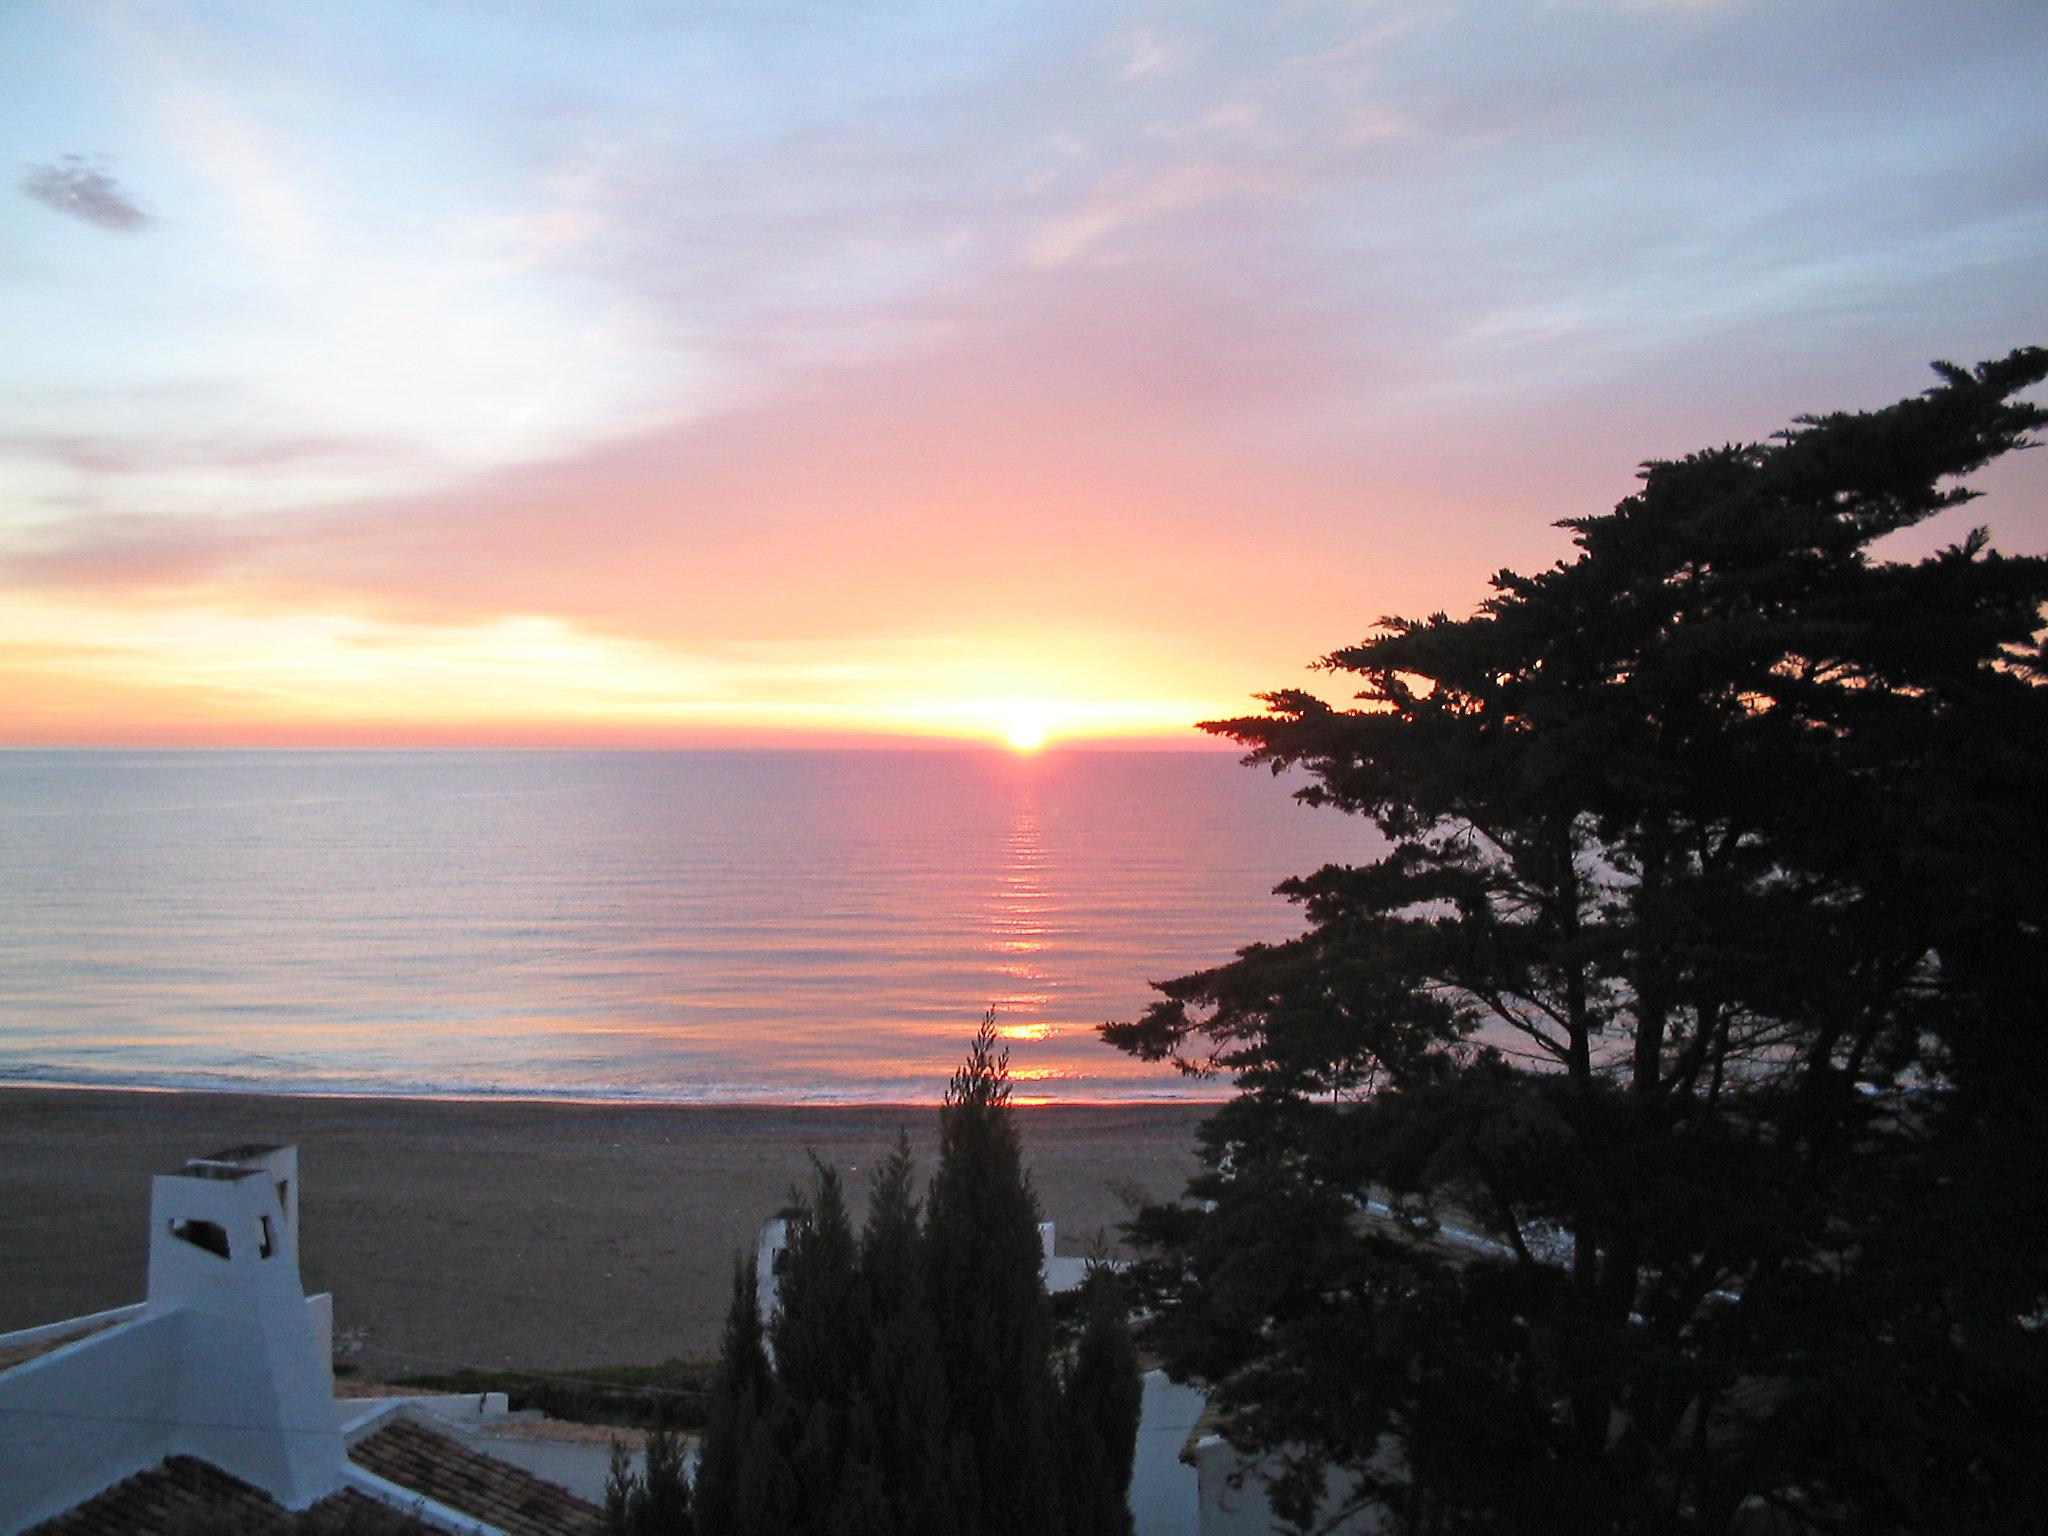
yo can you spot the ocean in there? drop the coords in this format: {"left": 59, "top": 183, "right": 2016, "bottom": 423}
{"left": 0, "top": 749, "right": 1375, "bottom": 1103}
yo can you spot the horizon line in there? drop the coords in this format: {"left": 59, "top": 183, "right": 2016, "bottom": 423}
{"left": 0, "top": 730, "right": 1242, "bottom": 753}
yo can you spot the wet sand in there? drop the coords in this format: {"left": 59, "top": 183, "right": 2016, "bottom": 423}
{"left": 0, "top": 1087, "right": 1210, "bottom": 1372}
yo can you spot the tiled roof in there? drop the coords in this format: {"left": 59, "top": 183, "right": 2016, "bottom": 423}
{"left": 350, "top": 1417, "right": 602, "bottom": 1536}
{"left": 23, "top": 1455, "right": 417, "bottom": 1535}
{"left": 24, "top": 1419, "right": 601, "bottom": 1536}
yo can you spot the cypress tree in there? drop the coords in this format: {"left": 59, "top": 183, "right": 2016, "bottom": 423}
{"left": 824, "top": 1395, "right": 896, "bottom": 1536}
{"left": 924, "top": 1012, "right": 1063, "bottom": 1536}
{"left": 786, "top": 1399, "right": 841, "bottom": 1532}
{"left": 692, "top": 1255, "right": 774, "bottom": 1536}
{"left": 638, "top": 1421, "right": 693, "bottom": 1535}
{"left": 1059, "top": 1263, "right": 1142, "bottom": 1536}
{"left": 771, "top": 1159, "right": 875, "bottom": 1533}
{"left": 603, "top": 1424, "right": 694, "bottom": 1536}
{"left": 772, "top": 1160, "right": 865, "bottom": 1419}
{"left": 703, "top": 1029, "right": 1085, "bottom": 1534}
{"left": 735, "top": 1413, "right": 800, "bottom": 1536}
{"left": 604, "top": 1438, "right": 637, "bottom": 1536}
{"left": 859, "top": 1133, "right": 950, "bottom": 1536}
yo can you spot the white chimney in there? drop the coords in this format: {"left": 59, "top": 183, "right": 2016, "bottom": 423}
{"left": 144, "top": 1145, "right": 344, "bottom": 1508}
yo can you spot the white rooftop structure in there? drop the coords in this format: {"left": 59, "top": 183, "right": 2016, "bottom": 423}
{"left": 0, "top": 1145, "right": 597, "bottom": 1536}
{"left": 0, "top": 1146, "right": 343, "bottom": 1531}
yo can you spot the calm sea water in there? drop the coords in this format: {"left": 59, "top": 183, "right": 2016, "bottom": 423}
{"left": 0, "top": 750, "right": 1374, "bottom": 1103}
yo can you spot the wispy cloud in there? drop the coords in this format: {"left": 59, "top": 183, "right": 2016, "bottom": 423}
{"left": 1103, "top": 25, "right": 1192, "bottom": 82}
{"left": 19, "top": 155, "right": 154, "bottom": 232}
{"left": 0, "top": 513, "right": 270, "bottom": 593}
{"left": 0, "top": 430, "right": 414, "bottom": 478}
{"left": 1027, "top": 160, "right": 1285, "bottom": 267}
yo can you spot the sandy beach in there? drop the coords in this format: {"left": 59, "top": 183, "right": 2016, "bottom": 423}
{"left": 0, "top": 1087, "right": 1210, "bottom": 1373}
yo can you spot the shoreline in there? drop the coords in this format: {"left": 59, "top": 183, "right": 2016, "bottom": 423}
{"left": 0, "top": 1085, "right": 1212, "bottom": 1371}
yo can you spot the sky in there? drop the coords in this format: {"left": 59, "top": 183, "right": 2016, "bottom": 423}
{"left": 2, "top": 0, "right": 2043, "bottom": 749}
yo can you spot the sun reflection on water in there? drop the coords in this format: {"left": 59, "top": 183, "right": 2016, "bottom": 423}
{"left": 984, "top": 799, "right": 1061, "bottom": 1053}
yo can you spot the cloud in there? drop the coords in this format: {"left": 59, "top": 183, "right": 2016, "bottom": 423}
{"left": 19, "top": 155, "right": 154, "bottom": 231}
{"left": 0, "top": 430, "right": 416, "bottom": 478}
{"left": 1103, "top": 25, "right": 1191, "bottom": 82}
{"left": 0, "top": 513, "right": 268, "bottom": 593}
{"left": 1027, "top": 160, "right": 1286, "bottom": 267}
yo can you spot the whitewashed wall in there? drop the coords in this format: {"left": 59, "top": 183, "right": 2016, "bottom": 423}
{"left": 0, "top": 1147, "right": 347, "bottom": 1535}
{"left": 0, "top": 1312, "right": 185, "bottom": 1534}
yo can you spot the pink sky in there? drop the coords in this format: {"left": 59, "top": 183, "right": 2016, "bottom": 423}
{"left": 4, "top": 2, "right": 2043, "bottom": 747}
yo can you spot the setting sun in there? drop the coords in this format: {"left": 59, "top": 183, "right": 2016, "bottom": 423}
{"left": 1004, "top": 711, "right": 1048, "bottom": 752}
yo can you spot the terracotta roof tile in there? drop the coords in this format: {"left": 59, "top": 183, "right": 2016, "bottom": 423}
{"left": 349, "top": 1418, "right": 601, "bottom": 1536}
{"left": 24, "top": 1456, "right": 420, "bottom": 1536}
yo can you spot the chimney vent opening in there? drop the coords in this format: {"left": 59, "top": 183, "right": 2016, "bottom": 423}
{"left": 168, "top": 1217, "right": 231, "bottom": 1260}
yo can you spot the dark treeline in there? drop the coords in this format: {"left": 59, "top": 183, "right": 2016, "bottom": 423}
{"left": 616, "top": 1016, "right": 1142, "bottom": 1536}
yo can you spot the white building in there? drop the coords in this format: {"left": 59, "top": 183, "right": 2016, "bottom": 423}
{"left": 0, "top": 1145, "right": 600, "bottom": 1536}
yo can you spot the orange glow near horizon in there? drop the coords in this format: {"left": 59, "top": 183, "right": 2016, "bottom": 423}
{"left": 0, "top": 593, "right": 1254, "bottom": 749}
